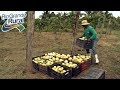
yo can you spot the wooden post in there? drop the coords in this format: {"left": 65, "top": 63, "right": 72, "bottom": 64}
{"left": 26, "top": 11, "right": 35, "bottom": 73}
{"left": 71, "top": 11, "right": 80, "bottom": 55}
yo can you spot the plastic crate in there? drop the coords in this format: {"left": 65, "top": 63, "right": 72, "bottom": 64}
{"left": 71, "top": 65, "right": 81, "bottom": 77}
{"left": 76, "top": 38, "right": 94, "bottom": 49}
{"left": 78, "top": 60, "right": 89, "bottom": 72}
{"left": 61, "top": 62, "right": 81, "bottom": 77}
{"left": 80, "top": 67, "right": 105, "bottom": 79}
{"left": 88, "top": 59, "right": 93, "bottom": 66}
{"left": 32, "top": 61, "right": 39, "bottom": 71}
{"left": 47, "top": 63, "right": 72, "bottom": 79}
{"left": 38, "top": 64, "right": 48, "bottom": 73}
{"left": 81, "top": 61, "right": 89, "bottom": 71}
{"left": 83, "top": 40, "right": 93, "bottom": 49}
{"left": 32, "top": 56, "right": 52, "bottom": 74}
{"left": 76, "top": 38, "right": 85, "bottom": 47}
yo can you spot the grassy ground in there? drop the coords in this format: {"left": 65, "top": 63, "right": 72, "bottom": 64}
{"left": 0, "top": 30, "right": 120, "bottom": 79}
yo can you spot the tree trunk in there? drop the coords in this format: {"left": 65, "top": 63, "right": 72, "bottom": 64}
{"left": 105, "top": 18, "right": 112, "bottom": 38}
{"left": 109, "top": 28, "right": 112, "bottom": 35}
{"left": 100, "top": 15, "right": 105, "bottom": 38}
{"left": 26, "top": 11, "right": 35, "bottom": 74}
{"left": 108, "top": 18, "right": 112, "bottom": 35}
{"left": 71, "top": 11, "right": 80, "bottom": 55}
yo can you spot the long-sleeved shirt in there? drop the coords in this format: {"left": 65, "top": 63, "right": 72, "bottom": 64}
{"left": 81, "top": 25, "right": 97, "bottom": 40}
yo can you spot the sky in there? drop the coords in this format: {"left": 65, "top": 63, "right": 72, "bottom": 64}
{"left": 35, "top": 11, "right": 120, "bottom": 18}
{"left": 0, "top": 11, "right": 120, "bottom": 19}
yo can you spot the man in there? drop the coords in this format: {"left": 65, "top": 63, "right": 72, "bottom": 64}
{"left": 80, "top": 20, "right": 99, "bottom": 64}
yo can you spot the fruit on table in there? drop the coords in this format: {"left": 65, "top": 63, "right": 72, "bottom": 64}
{"left": 52, "top": 66, "right": 67, "bottom": 74}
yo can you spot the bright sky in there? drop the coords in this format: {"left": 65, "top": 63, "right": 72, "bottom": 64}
{"left": 0, "top": 11, "right": 120, "bottom": 19}
{"left": 35, "top": 11, "right": 120, "bottom": 18}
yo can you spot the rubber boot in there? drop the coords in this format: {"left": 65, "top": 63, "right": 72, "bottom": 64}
{"left": 95, "top": 54, "right": 99, "bottom": 64}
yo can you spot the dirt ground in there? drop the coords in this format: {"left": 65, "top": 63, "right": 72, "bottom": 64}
{"left": 0, "top": 31, "right": 120, "bottom": 79}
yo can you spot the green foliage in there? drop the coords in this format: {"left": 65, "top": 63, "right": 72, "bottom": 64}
{"left": 1, "top": 11, "right": 119, "bottom": 32}
{"left": 33, "top": 11, "right": 76, "bottom": 32}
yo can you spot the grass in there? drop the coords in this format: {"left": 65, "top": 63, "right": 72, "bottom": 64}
{"left": 0, "top": 30, "right": 120, "bottom": 79}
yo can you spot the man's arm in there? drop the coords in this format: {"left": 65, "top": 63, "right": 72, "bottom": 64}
{"left": 89, "top": 28, "right": 97, "bottom": 40}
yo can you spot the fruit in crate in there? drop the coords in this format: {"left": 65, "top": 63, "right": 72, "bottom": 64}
{"left": 55, "top": 53, "right": 61, "bottom": 58}
{"left": 54, "top": 58, "right": 63, "bottom": 63}
{"left": 60, "top": 54, "right": 69, "bottom": 59}
{"left": 66, "top": 54, "right": 71, "bottom": 57}
{"left": 41, "top": 61, "right": 53, "bottom": 66}
{"left": 79, "top": 37, "right": 87, "bottom": 40}
{"left": 33, "top": 57, "right": 41, "bottom": 63}
{"left": 68, "top": 57, "right": 72, "bottom": 61}
{"left": 33, "top": 57, "right": 54, "bottom": 66}
{"left": 85, "top": 56, "right": 91, "bottom": 59}
{"left": 59, "top": 59, "right": 64, "bottom": 62}
{"left": 55, "top": 57, "right": 59, "bottom": 61}
{"left": 79, "top": 55, "right": 86, "bottom": 59}
{"left": 45, "top": 60, "right": 54, "bottom": 66}
{"left": 77, "top": 54, "right": 91, "bottom": 59}
{"left": 64, "top": 60, "right": 68, "bottom": 63}
{"left": 33, "top": 52, "right": 91, "bottom": 67}
{"left": 52, "top": 57, "right": 56, "bottom": 61}
{"left": 41, "top": 55, "right": 53, "bottom": 60}
{"left": 62, "top": 61, "right": 77, "bottom": 68}
{"left": 79, "top": 55, "right": 91, "bottom": 61}
{"left": 76, "top": 58, "right": 83, "bottom": 63}
{"left": 50, "top": 57, "right": 64, "bottom": 63}
{"left": 52, "top": 66, "right": 67, "bottom": 74}
{"left": 72, "top": 56, "right": 79, "bottom": 61}
{"left": 67, "top": 55, "right": 87, "bottom": 63}
{"left": 46, "top": 52, "right": 57, "bottom": 56}
{"left": 40, "top": 61, "right": 54, "bottom": 66}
